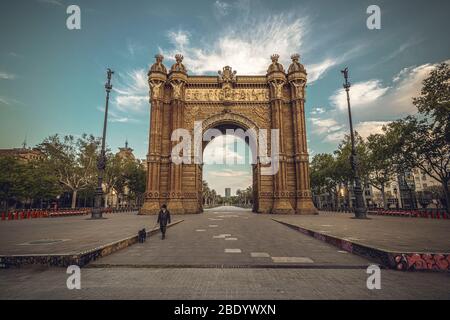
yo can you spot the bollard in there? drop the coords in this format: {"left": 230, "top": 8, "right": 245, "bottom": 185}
{"left": 1, "top": 213, "right": 5, "bottom": 221}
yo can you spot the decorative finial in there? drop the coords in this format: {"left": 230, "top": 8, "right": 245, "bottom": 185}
{"left": 155, "top": 54, "right": 164, "bottom": 62}
{"left": 125, "top": 139, "right": 128, "bottom": 149}
{"left": 175, "top": 54, "right": 184, "bottom": 63}
{"left": 291, "top": 53, "right": 300, "bottom": 62}
{"left": 271, "top": 54, "right": 280, "bottom": 62}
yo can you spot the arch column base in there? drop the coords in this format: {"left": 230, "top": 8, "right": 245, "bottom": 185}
{"left": 167, "top": 199, "right": 186, "bottom": 214}
{"left": 139, "top": 200, "right": 160, "bottom": 215}
{"left": 272, "top": 198, "right": 295, "bottom": 214}
{"left": 296, "top": 198, "right": 318, "bottom": 215}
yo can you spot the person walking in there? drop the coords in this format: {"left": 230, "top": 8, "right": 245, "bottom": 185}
{"left": 157, "top": 204, "right": 171, "bottom": 240}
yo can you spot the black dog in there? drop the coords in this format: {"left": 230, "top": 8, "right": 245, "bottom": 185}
{"left": 138, "top": 228, "right": 147, "bottom": 243}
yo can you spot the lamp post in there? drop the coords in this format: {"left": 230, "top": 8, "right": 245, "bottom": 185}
{"left": 91, "top": 68, "right": 114, "bottom": 219}
{"left": 341, "top": 67, "right": 367, "bottom": 219}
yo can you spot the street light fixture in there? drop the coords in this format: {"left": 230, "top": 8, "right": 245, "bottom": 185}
{"left": 91, "top": 68, "right": 114, "bottom": 219}
{"left": 341, "top": 67, "right": 367, "bottom": 219}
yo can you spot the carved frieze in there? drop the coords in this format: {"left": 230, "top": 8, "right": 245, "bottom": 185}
{"left": 185, "top": 88, "right": 269, "bottom": 102}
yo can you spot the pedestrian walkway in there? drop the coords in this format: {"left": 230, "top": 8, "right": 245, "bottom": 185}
{"left": 90, "top": 206, "right": 370, "bottom": 268}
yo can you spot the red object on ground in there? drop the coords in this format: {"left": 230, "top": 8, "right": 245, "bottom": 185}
{"left": 1, "top": 213, "right": 5, "bottom": 221}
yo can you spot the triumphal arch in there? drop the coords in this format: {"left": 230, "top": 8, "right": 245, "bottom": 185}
{"left": 140, "top": 53, "right": 317, "bottom": 215}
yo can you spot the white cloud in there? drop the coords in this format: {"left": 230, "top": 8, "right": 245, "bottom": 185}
{"left": 330, "top": 79, "right": 390, "bottom": 112}
{"left": 308, "top": 58, "right": 338, "bottom": 83}
{"left": 203, "top": 135, "right": 247, "bottom": 165}
{"left": 310, "top": 117, "right": 344, "bottom": 135}
{"left": 113, "top": 69, "right": 148, "bottom": 113}
{"left": 161, "top": 13, "right": 309, "bottom": 75}
{"left": 0, "top": 72, "right": 16, "bottom": 80}
{"left": 354, "top": 121, "right": 390, "bottom": 139}
{"left": 311, "top": 60, "right": 448, "bottom": 145}
{"left": 329, "top": 61, "right": 450, "bottom": 119}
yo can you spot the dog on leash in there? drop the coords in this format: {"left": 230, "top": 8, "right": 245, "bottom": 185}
{"left": 138, "top": 228, "right": 147, "bottom": 243}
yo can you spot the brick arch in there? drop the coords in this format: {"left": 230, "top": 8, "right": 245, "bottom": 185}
{"left": 201, "top": 112, "right": 259, "bottom": 133}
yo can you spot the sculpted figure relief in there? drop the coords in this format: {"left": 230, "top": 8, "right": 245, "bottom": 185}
{"left": 291, "top": 80, "right": 305, "bottom": 99}
{"left": 270, "top": 80, "right": 285, "bottom": 99}
{"left": 149, "top": 80, "right": 164, "bottom": 99}
{"left": 170, "top": 80, "right": 185, "bottom": 100}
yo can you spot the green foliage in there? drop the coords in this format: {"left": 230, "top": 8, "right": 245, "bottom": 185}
{"left": 37, "top": 133, "right": 101, "bottom": 208}
{"left": 412, "top": 62, "right": 450, "bottom": 142}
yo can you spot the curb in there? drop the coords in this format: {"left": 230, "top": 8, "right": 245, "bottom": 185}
{"left": 86, "top": 263, "right": 371, "bottom": 269}
{"left": 0, "top": 220, "right": 184, "bottom": 268}
{"left": 272, "top": 219, "right": 450, "bottom": 272}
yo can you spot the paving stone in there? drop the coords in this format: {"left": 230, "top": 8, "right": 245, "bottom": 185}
{"left": 225, "top": 249, "right": 242, "bottom": 253}
{"left": 225, "top": 237, "right": 238, "bottom": 241}
{"left": 250, "top": 252, "right": 270, "bottom": 258}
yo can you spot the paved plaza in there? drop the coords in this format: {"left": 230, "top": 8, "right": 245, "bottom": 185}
{"left": 272, "top": 212, "right": 450, "bottom": 252}
{"left": 0, "top": 206, "right": 449, "bottom": 299}
{"left": 90, "top": 207, "right": 370, "bottom": 268}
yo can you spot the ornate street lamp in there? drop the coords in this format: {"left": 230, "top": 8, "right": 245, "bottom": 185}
{"left": 341, "top": 67, "right": 367, "bottom": 219}
{"left": 91, "top": 68, "right": 114, "bottom": 219}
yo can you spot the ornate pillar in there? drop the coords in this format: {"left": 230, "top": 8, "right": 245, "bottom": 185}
{"left": 267, "top": 54, "right": 295, "bottom": 214}
{"left": 140, "top": 54, "right": 167, "bottom": 215}
{"left": 287, "top": 54, "right": 318, "bottom": 215}
{"left": 167, "top": 54, "right": 188, "bottom": 214}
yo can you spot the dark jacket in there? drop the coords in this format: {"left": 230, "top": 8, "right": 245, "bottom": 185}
{"left": 157, "top": 209, "right": 171, "bottom": 226}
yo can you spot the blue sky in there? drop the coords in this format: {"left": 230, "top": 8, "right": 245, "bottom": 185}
{"left": 1, "top": 0, "right": 449, "bottom": 195}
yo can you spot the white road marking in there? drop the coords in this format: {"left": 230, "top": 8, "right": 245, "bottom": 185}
{"left": 213, "top": 234, "right": 231, "bottom": 239}
{"left": 225, "top": 249, "right": 242, "bottom": 253}
{"left": 250, "top": 252, "right": 270, "bottom": 258}
{"left": 195, "top": 229, "right": 206, "bottom": 232}
{"left": 225, "top": 237, "right": 238, "bottom": 241}
{"left": 271, "top": 257, "right": 314, "bottom": 263}
{"left": 208, "top": 225, "right": 218, "bottom": 227}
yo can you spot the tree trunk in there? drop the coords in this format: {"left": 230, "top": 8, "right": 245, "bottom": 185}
{"left": 71, "top": 190, "right": 78, "bottom": 209}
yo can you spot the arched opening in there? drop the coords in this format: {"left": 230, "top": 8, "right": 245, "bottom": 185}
{"left": 201, "top": 123, "right": 256, "bottom": 211}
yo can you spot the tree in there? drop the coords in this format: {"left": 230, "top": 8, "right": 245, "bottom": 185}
{"left": 0, "top": 156, "right": 23, "bottom": 210}
{"left": 38, "top": 134, "right": 100, "bottom": 208}
{"left": 334, "top": 133, "right": 369, "bottom": 207}
{"left": 123, "top": 160, "right": 146, "bottom": 206}
{"left": 24, "top": 159, "right": 61, "bottom": 208}
{"left": 310, "top": 153, "right": 340, "bottom": 209}
{"left": 412, "top": 62, "right": 450, "bottom": 143}
{"left": 385, "top": 116, "right": 450, "bottom": 212}
{"left": 365, "top": 133, "right": 397, "bottom": 209}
